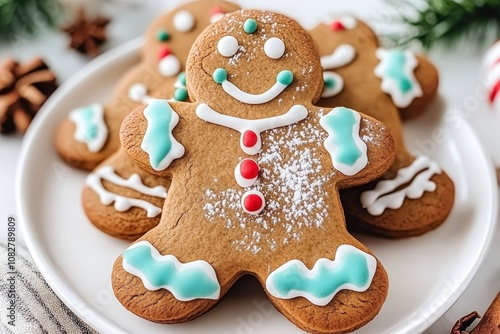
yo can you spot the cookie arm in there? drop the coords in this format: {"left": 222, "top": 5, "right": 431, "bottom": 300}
{"left": 120, "top": 100, "right": 186, "bottom": 178}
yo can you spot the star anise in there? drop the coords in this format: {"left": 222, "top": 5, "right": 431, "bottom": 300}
{"left": 62, "top": 9, "right": 111, "bottom": 56}
{"left": 0, "top": 58, "right": 58, "bottom": 134}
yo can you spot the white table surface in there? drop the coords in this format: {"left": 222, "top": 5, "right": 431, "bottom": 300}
{"left": 1, "top": 0, "right": 499, "bottom": 332}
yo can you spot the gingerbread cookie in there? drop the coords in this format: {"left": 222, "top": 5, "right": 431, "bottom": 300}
{"left": 79, "top": 1, "right": 240, "bottom": 239}
{"left": 112, "top": 10, "right": 396, "bottom": 333}
{"left": 55, "top": 1, "right": 241, "bottom": 170}
{"left": 310, "top": 17, "right": 455, "bottom": 237}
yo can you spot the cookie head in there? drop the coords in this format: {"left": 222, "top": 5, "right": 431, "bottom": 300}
{"left": 143, "top": 1, "right": 241, "bottom": 77}
{"left": 187, "top": 10, "right": 324, "bottom": 114}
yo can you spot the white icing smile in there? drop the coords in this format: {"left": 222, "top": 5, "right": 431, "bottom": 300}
{"left": 212, "top": 68, "right": 294, "bottom": 105}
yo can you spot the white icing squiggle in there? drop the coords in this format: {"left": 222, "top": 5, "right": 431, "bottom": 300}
{"left": 86, "top": 165, "right": 167, "bottom": 218}
{"left": 321, "top": 72, "right": 344, "bottom": 98}
{"left": 69, "top": 104, "right": 108, "bottom": 153}
{"left": 360, "top": 156, "right": 442, "bottom": 216}
{"left": 196, "top": 103, "right": 308, "bottom": 155}
{"left": 320, "top": 44, "right": 356, "bottom": 70}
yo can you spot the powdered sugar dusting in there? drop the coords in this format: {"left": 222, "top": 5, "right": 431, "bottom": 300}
{"left": 202, "top": 112, "right": 336, "bottom": 254}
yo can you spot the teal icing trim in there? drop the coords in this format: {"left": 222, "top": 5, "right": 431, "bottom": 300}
{"left": 385, "top": 51, "right": 413, "bottom": 94}
{"left": 272, "top": 251, "right": 369, "bottom": 298}
{"left": 323, "top": 107, "right": 360, "bottom": 166}
{"left": 123, "top": 242, "right": 220, "bottom": 301}
{"left": 265, "top": 245, "right": 376, "bottom": 306}
{"left": 277, "top": 70, "right": 293, "bottom": 85}
{"left": 141, "top": 99, "right": 185, "bottom": 171}
{"left": 81, "top": 107, "right": 98, "bottom": 140}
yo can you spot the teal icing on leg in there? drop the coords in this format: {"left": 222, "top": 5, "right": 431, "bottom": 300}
{"left": 319, "top": 107, "right": 368, "bottom": 176}
{"left": 265, "top": 245, "right": 376, "bottom": 306}
{"left": 122, "top": 241, "right": 220, "bottom": 301}
{"left": 140, "top": 99, "right": 185, "bottom": 171}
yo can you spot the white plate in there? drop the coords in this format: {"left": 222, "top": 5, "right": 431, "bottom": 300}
{"left": 17, "top": 35, "right": 497, "bottom": 334}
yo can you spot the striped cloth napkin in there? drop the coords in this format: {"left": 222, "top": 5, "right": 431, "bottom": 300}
{"left": 0, "top": 242, "right": 97, "bottom": 334}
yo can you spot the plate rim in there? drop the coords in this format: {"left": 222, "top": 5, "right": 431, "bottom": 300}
{"left": 16, "top": 37, "right": 499, "bottom": 334}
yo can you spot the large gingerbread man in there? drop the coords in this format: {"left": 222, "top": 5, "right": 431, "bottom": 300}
{"left": 309, "top": 17, "right": 455, "bottom": 237}
{"left": 80, "top": 1, "right": 240, "bottom": 240}
{"left": 55, "top": 1, "right": 241, "bottom": 170}
{"left": 112, "top": 10, "right": 396, "bottom": 333}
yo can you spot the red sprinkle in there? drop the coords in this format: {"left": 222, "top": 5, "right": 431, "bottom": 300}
{"left": 243, "top": 193, "right": 263, "bottom": 212}
{"left": 330, "top": 21, "right": 345, "bottom": 31}
{"left": 489, "top": 79, "right": 500, "bottom": 105}
{"left": 240, "top": 159, "right": 259, "bottom": 180}
{"left": 157, "top": 46, "right": 171, "bottom": 59}
{"left": 242, "top": 130, "right": 258, "bottom": 148}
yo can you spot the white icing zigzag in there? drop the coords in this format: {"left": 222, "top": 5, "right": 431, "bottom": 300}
{"left": 86, "top": 165, "right": 167, "bottom": 218}
{"left": 360, "top": 156, "right": 441, "bottom": 216}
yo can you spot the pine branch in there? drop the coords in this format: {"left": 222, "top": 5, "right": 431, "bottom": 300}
{"left": 0, "top": 0, "right": 62, "bottom": 40}
{"left": 387, "top": 0, "right": 500, "bottom": 49}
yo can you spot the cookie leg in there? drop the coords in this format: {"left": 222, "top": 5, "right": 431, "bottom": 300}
{"left": 262, "top": 246, "right": 388, "bottom": 334}
{"left": 112, "top": 240, "right": 236, "bottom": 323}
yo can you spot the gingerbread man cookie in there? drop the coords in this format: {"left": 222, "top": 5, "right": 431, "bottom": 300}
{"left": 55, "top": 1, "right": 241, "bottom": 170}
{"left": 310, "top": 17, "right": 455, "bottom": 237}
{"left": 112, "top": 10, "right": 396, "bottom": 333}
{"left": 79, "top": 1, "right": 240, "bottom": 240}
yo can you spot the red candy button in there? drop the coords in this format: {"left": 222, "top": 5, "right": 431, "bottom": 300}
{"left": 157, "top": 46, "right": 171, "bottom": 59}
{"left": 235, "top": 159, "right": 259, "bottom": 187}
{"left": 330, "top": 21, "right": 345, "bottom": 31}
{"left": 242, "top": 191, "right": 265, "bottom": 215}
{"left": 242, "top": 130, "right": 258, "bottom": 148}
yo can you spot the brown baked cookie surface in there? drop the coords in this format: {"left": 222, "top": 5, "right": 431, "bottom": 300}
{"left": 79, "top": 1, "right": 240, "bottom": 239}
{"left": 310, "top": 17, "right": 454, "bottom": 238}
{"left": 55, "top": 1, "right": 241, "bottom": 170}
{"left": 113, "top": 10, "right": 396, "bottom": 333}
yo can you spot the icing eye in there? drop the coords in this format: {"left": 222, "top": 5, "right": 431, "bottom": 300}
{"left": 264, "top": 37, "right": 285, "bottom": 59}
{"left": 218, "top": 36, "right": 239, "bottom": 57}
{"left": 173, "top": 10, "right": 195, "bottom": 32}
{"left": 156, "top": 29, "right": 170, "bottom": 42}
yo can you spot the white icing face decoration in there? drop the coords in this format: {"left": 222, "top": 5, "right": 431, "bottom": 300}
{"left": 212, "top": 19, "right": 293, "bottom": 105}
{"left": 264, "top": 37, "right": 285, "bottom": 59}
{"left": 173, "top": 10, "right": 195, "bottom": 32}
{"left": 159, "top": 54, "right": 181, "bottom": 77}
{"left": 217, "top": 36, "right": 239, "bottom": 57}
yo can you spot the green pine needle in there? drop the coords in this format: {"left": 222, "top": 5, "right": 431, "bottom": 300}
{"left": 0, "top": 0, "right": 62, "bottom": 41}
{"left": 387, "top": 0, "right": 500, "bottom": 49}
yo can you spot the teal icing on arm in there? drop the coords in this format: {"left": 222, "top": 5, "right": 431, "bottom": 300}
{"left": 385, "top": 51, "right": 413, "bottom": 93}
{"left": 265, "top": 245, "right": 376, "bottom": 306}
{"left": 374, "top": 49, "right": 423, "bottom": 108}
{"left": 140, "top": 99, "right": 185, "bottom": 171}
{"left": 122, "top": 241, "right": 220, "bottom": 301}
{"left": 319, "top": 107, "right": 368, "bottom": 176}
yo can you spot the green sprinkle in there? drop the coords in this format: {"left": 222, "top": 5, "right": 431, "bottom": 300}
{"left": 157, "top": 29, "right": 170, "bottom": 42}
{"left": 174, "top": 88, "right": 188, "bottom": 101}
{"left": 177, "top": 72, "right": 186, "bottom": 86}
{"left": 213, "top": 68, "right": 227, "bottom": 84}
{"left": 277, "top": 70, "right": 293, "bottom": 86}
{"left": 243, "top": 19, "right": 257, "bottom": 34}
